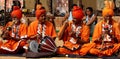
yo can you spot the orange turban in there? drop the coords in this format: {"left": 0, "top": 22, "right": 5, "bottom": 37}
{"left": 35, "top": 9, "right": 46, "bottom": 19}
{"left": 102, "top": 0, "right": 114, "bottom": 17}
{"left": 102, "top": 8, "right": 114, "bottom": 17}
{"left": 72, "top": 6, "right": 84, "bottom": 20}
{"left": 11, "top": 6, "right": 22, "bottom": 20}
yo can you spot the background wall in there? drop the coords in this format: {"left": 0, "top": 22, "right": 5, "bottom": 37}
{"left": 73, "top": 0, "right": 97, "bottom": 10}
{"left": 24, "top": 0, "right": 97, "bottom": 12}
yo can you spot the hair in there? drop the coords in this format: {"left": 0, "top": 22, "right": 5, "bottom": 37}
{"left": 86, "top": 7, "right": 93, "bottom": 12}
{"left": 41, "top": 7, "right": 45, "bottom": 9}
{"left": 71, "top": 4, "right": 77, "bottom": 9}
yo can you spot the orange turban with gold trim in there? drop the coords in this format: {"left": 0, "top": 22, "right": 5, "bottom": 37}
{"left": 72, "top": 6, "right": 84, "bottom": 20}
{"left": 35, "top": 9, "right": 46, "bottom": 19}
{"left": 102, "top": 0, "right": 114, "bottom": 17}
{"left": 11, "top": 6, "right": 22, "bottom": 20}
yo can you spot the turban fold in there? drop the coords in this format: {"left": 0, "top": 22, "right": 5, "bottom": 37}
{"left": 72, "top": 6, "right": 84, "bottom": 20}
{"left": 102, "top": 8, "right": 114, "bottom": 17}
{"left": 102, "top": 0, "right": 114, "bottom": 17}
{"left": 35, "top": 9, "right": 46, "bottom": 19}
{"left": 11, "top": 6, "right": 22, "bottom": 20}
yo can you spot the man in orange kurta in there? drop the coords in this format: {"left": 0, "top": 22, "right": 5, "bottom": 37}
{"left": 0, "top": 6, "right": 28, "bottom": 54}
{"left": 89, "top": 1, "right": 120, "bottom": 57}
{"left": 57, "top": 6, "right": 90, "bottom": 55}
{"left": 26, "top": 7, "right": 56, "bottom": 51}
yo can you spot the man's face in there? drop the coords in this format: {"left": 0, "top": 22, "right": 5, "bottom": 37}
{"left": 38, "top": 13, "right": 46, "bottom": 23}
{"left": 86, "top": 9, "right": 92, "bottom": 16}
{"left": 72, "top": 16, "right": 81, "bottom": 24}
{"left": 104, "top": 14, "right": 112, "bottom": 21}
{"left": 12, "top": 17, "right": 19, "bottom": 24}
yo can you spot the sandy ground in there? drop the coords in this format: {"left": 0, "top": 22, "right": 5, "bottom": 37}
{"left": 0, "top": 56, "right": 102, "bottom": 59}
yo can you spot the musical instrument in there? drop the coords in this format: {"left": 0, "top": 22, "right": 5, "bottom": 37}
{"left": 29, "top": 36, "right": 57, "bottom": 53}
{"left": 62, "top": 23, "right": 83, "bottom": 51}
{"left": 96, "top": 20, "right": 115, "bottom": 51}
{"left": 1, "top": 20, "right": 16, "bottom": 39}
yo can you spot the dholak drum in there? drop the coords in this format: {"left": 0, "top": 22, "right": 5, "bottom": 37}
{"left": 29, "top": 36, "right": 57, "bottom": 53}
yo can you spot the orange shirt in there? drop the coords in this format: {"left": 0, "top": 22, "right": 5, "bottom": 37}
{"left": 61, "top": 21, "right": 90, "bottom": 43}
{"left": 92, "top": 20, "right": 120, "bottom": 42}
{"left": 0, "top": 22, "right": 28, "bottom": 52}
{"left": 27, "top": 19, "right": 56, "bottom": 39}
{"left": 3, "top": 22, "right": 27, "bottom": 39}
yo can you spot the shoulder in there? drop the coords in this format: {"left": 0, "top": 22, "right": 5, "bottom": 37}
{"left": 29, "top": 19, "right": 38, "bottom": 26}
{"left": 45, "top": 21, "right": 53, "bottom": 26}
{"left": 112, "top": 19, "right": 119, "bottom": 27}
{"left": 95, "top": 20, "right": 103, "bottom": 26}
{"left": 20, "top": 23, "right": 28, "bottom": 27}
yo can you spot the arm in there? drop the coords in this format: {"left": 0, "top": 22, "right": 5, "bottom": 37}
{"left": 58, "top": 21, "right": 69, "bottom": 40}
{"left": 114, "top": 23, "right": 120, "bottom": 43}
{"left": 80, "top": 25, "right": 90, "bottom": 43}
{"left": 62, "top": 12, "right": 69, "bottom": 24}
{"left": 51, "top": 23, "right": 57, "bottom": 40}
{"left": 92, "top": 23, "right": 102, "bottom": 43}
{"left": 27, "top": 22, "right": 38, "bottom": 39}
{"left": 86, "top": 15, "right": 97, "bottom": 26}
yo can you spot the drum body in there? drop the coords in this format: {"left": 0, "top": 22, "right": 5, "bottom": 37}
{"left": 29, "top": 36, "right": 57, "bottom": 53}
{"left": 39, "top": 36, "right": 57, "bottom": 53}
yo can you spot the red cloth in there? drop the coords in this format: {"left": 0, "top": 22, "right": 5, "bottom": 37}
{"left": 11, "top": 6, "right": 22, "bottom": 20}
{"left": 72, "top": 6, "right": 84, "bottom": 20}
{"left": 35, "top": 9, "right": 46, "bottom": 19}
{"left": 13, "top": 6, "right": 19, "bottom": 11}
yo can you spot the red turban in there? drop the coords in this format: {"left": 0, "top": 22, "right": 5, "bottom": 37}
{"left": 13, "top": 6, "right": 19, "bottom": 10}
{"left": 35, "top": 9, "right": 46, "bottom": 19}
{"left": 72, "top": 6, "right": 84, "bottom": 20}
{"left": 11, "top": 6, "right": 22, "bottom": 20}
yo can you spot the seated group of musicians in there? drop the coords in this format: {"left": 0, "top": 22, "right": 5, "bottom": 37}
{"left": 0, "top": 0, "right": 120, "bottom": 57}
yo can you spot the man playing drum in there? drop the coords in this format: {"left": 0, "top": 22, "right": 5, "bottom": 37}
{"left": 26, "top": 6, "right": 57, "bottom": 54}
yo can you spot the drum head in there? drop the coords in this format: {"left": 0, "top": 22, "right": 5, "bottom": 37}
{"left": 29, "top": 40, "right": 39, "bottom": 53}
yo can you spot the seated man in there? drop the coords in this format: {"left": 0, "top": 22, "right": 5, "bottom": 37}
{"left": 26, "top": 7, "right": 57, "bottom": 53}
{"left": 57, "top": 6, "right": 90, "bottom": 56}
{"left": 89, "top": 0, "right": 120, "bottom": 57}
{"left": 0, "top": 6, "right": 28, "bottom": 54}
